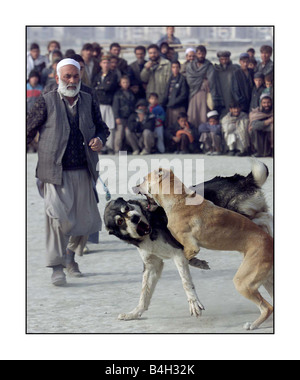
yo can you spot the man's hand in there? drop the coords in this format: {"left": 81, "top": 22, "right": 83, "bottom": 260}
{"left": 89, "top": 137, "right": 103, "bottom": 152}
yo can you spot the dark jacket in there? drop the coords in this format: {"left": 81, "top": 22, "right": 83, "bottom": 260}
{"left": 112, "top": 89, "right": 136, "bottom": 120}
{"left": 249, "top": 85, "right": 266, "bottom": 111}
{"left": 92, "top": 70, "right": 119, "bottom": 105}
{"left": 162, "top": 73, "right": 189, "bottom": 109}
{"left": 127, "top": 111, "right": 155, "bottom": 133}
{"left": 231, "top": 68, "right": 254, "bottom": 113}
{"left": 26, "top": 89, "right": 109, "bottom": 185}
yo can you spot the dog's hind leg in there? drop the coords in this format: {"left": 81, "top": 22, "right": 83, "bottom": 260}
{"left": 118, "top": 254, "right": 164, "bottom": 320}
{"left": 173, "top": 253, "right": 205, "bottom": 317}
{"left": 233, "top": 258, "right": 273, "bottom": 330}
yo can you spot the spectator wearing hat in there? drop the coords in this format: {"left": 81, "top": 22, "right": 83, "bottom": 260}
{"left": 249, "top": 94, "right": 273, "bottom": 157}
{"left": 257, "top": 45, "right": 273, "bottom": 77}
{"left": 180, "top": 48, "right": 196, "bottom": 77}
{"left": 221, "top": 102, "right": 250, "bottom": 156}
{"left": 231, "top": 53, "right": 254, "bottom": 113}
{"left": 250, "top": 72, "right": 266, "bottom": 111}
{"left": 198, "top": 110, "right": 222, "bottom": 155}
{"left": 27, "top": 43, "right": 47, "bottom": 80}
{"left": 125, "top": 99, "right": 156, "bottom": 155}
{"left": 214, "top": 51, "right": 239, "bottom": 118}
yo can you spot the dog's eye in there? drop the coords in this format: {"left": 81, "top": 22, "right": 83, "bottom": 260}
{"left": 117, "top": 218, "right": 124, "bottom": 226}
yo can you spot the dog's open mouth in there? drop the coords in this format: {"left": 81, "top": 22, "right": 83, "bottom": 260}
{"left": 136, "top": 220, "right": 151, "bottom": 236}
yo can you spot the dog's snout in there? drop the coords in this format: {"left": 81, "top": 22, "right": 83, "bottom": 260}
{"left": 131, "top": 214, "right": 140, "bottom": 224}
{"left": 132, "top": 185, "right": 140, "bottom": 194}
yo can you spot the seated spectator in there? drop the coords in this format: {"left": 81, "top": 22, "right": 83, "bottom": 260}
{"left": 92, "top": 55, "right": 119, "bottom": 154}
{"left": 249, "top": 72, "right": 266, "bottom": 111}
{"left": 180, "top": 48, "right": 196, "bottom": 76}
{"left": 165, "top": 112, "right": 197, "bottom": 154}
{"left": 148, "top": 93, "right": 166, "bottom": 153}
{"left": 221, "top": 102, "right": 250, "bottom": 156}
{"left": 162, "top": 60, "right": 188, "bottom": 129}
{"left": 27, "top": 43, "right": 47, "bottom": 79}
{"left": 257, "top": 45, "right": 273, "bottom": 77}
{"left": 109, "top": 42, "right": 128, "bottom": 75}
{"left": 112, "top": 75, "right": 136, "bottom": 153}
{"left": 198, "top": 110, "right": 222, "bottom": 155}
{"left": 27, "top": 70, "right": 43, "bottom": 112}
{"left": 262, "top": 74, "right": 273, "bottom": 100}
{"left": 125, "top": 99, "right": 155, "bottom": 155}
{"left": 249, "top": 94, "right": 273, "bottom": 157}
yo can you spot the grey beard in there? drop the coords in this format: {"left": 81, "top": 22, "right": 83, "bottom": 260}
{"left": 58, "top": 78, "right": 81, "bottom": 97}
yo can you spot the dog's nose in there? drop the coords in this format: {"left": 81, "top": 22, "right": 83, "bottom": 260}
{"left": 132, "top": 186, "right": 140, "bottom": 194}
{"left": 131, "top": 214, "right": 140, "bottom": 224}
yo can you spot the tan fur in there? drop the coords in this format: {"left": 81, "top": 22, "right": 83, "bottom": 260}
{"left": 136, "top": 168, "right": 274, "bottom": 330}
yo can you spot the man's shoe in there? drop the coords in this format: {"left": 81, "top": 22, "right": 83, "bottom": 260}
{"left": 51, "top": 265, "right": 67, "bottom": 286}
{"left": 140, "top": 149, "right": 149, "bottom": 155}
{"left": 66, "top": 261, "right": 83, "bottom": 278}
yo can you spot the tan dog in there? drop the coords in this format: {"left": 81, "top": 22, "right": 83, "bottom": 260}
{"left": 134, "top": 168, "right": 273, "bottom": 330}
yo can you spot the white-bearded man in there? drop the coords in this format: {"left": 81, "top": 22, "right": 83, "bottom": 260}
{"left": 27, "top": 58, "right": 109, "bottom": 286}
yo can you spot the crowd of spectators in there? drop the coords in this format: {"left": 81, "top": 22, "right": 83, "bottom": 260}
{"left": 27, "top": 27, "right": 274, "bottom": 157}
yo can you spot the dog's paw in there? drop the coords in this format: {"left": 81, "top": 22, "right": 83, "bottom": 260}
{"left": 188, "top": 299, "right": 205, "bottom": 317}
{"left": 188, "top": 258, "right": 210, "bottom": 270}
{"left": 243, "top": 322, "right": 257, "bottom": 331}
{"left": 118, "top": 312, "right": 141, "bottom": 321}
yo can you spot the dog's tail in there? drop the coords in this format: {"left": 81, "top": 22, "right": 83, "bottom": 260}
{"left": 249, "top": 158, "right": 269, "bottom": 188}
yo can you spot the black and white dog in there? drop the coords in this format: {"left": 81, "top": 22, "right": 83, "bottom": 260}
{"left": 104, "top": 159, "right": 272, "bottom": 320}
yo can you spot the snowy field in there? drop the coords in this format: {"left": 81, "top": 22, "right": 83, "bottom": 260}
{"left": 26, "top": 153, "right": 273, "bottom": 334}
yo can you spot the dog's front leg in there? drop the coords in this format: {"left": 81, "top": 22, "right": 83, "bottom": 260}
{"left": 118, "top": 254, "right": 164, "bottom": 320}
{"left": 173, "top": 253, "right": 205, "bottom": 317}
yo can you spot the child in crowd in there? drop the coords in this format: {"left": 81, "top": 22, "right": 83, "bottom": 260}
{"left": 148, "top": 92, "right": 166, "bottom": 153}
{"left": 166, "top": 112, "right": 197, "bottom": 154}
{"left": 112, "top": 75, "right": 136, "bottom": 153}
{"left": 262, "top": 74, "right": 273, "bottom": 99}
{"left": 198, "top": 110, "right": 222, "bottom": 155}
{"left": 249, "top": 72, "right": 266, "bottom": 111}
{"left": 27, "top": 70, "right": 43, "bottom": 112}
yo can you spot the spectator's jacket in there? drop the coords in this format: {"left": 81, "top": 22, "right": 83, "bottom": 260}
{"left": 127, "top": 111, "right": 155, "bottom": 133}
{"left": 231, "top": 68, "right": 254, "bottom": 113}
{"left": 92, "top": 70, "right": 119, "bottom": 105}
{"left": 112, "top": 89, "right": 136, "bottom": 120}
{"left": 26, "top": 89, "right": 109, "bottom": 185}
{"left": 140, "top": 57, "right": 171, "bottom": 103}
{"left": 161, "top": 73, "right": 189, "bottom": 109}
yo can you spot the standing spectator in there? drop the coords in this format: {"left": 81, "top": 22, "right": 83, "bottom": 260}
{"left": 198, "top": 110, "right": 222, "bottom": 155}
{"left": 157, "top": 27, "right": 182, "bottom": 47}
{"left": 162, "top": 60, "right": 189, "bottom": 130}
{"left": 221, "top": 102, "right": 250, "bottom": 156}
{"left": 165, "top": 112, "right": 197, "bottom": 154}
{"left": 247, "top": 48, "right": 260, "bottom": 64}
{"left": 159, "top": 42, "right": 169, "bottom": 60}
{"left": 125, "top": 99, "right": 155, "bottom": 155}
{"left": 262, "top": 74, "right": 273, "bottom": 100}
{"left": 109, "top": 42, "right": 128, "bottom": 75}
{"left": 214, "top": 50, "right": 239, "bottom": 118}
{"left": 180, "top": 48, "right": 196, "bottom": 77}
{"left": 248, "top": 57, "right": 258, "bottom": 71}
{"left": 41, "top": 50, "right": 63, "bottom": 86}
{"left": 81, "top": 43, "right": 100, "bottom": 86}
{"left": 257, "top": 45, "right": 273, "bottom": 77}
{"left": 112, "top": 76, "right": 136, "bottom": 153}
{"left": 130, "top": 45, "right": 147, "bottom": 101}
{"left": 109, "top": 56, "right": 122, "bottom": 82}
{"left": 26, "top": 58, "right": 109, "bottom": 285}
{"left": 45, "top": 40, "right": 61, "bottom": 65}
{"left": 148, "top": 92, "right": 166, "bottom": 153}
{"left": 93, "top": 55, "right": 119, "bottom": 154}
{"left": 27, "top": 70, "right": 43, "bottom": 112}
{"left": 92, "top": 42, "right": 102, "bottom": 61}
{"left": 27, "top": 43, "right": 47, "bottom": 79}
{"left": 186, "top": 45, "right": 223, "bottom": 128}
{"left": 249, "top": 72, "right": 266, "bottom": 111}
{"left": 231, "top": 53, "right": 254, "bottom": 113}
{"left": 140, "top": 44, "right": 171, "bottom": 104}
{"left": 249, "top": 94, "right": 273, "bottom": 157}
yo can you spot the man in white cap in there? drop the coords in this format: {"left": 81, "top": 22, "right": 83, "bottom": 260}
{"left": 198, "top": 110, "right": 222, "bottom": 155}
{"left": 180, "top": 48, "right": 196, "bottom": 77}
{"left": 27, "top": 58, "right": 109, "bottom": 285}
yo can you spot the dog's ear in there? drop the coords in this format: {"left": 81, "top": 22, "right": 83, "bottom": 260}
{"left": 155, "top": 168, "right": 168, "bottom": 182}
